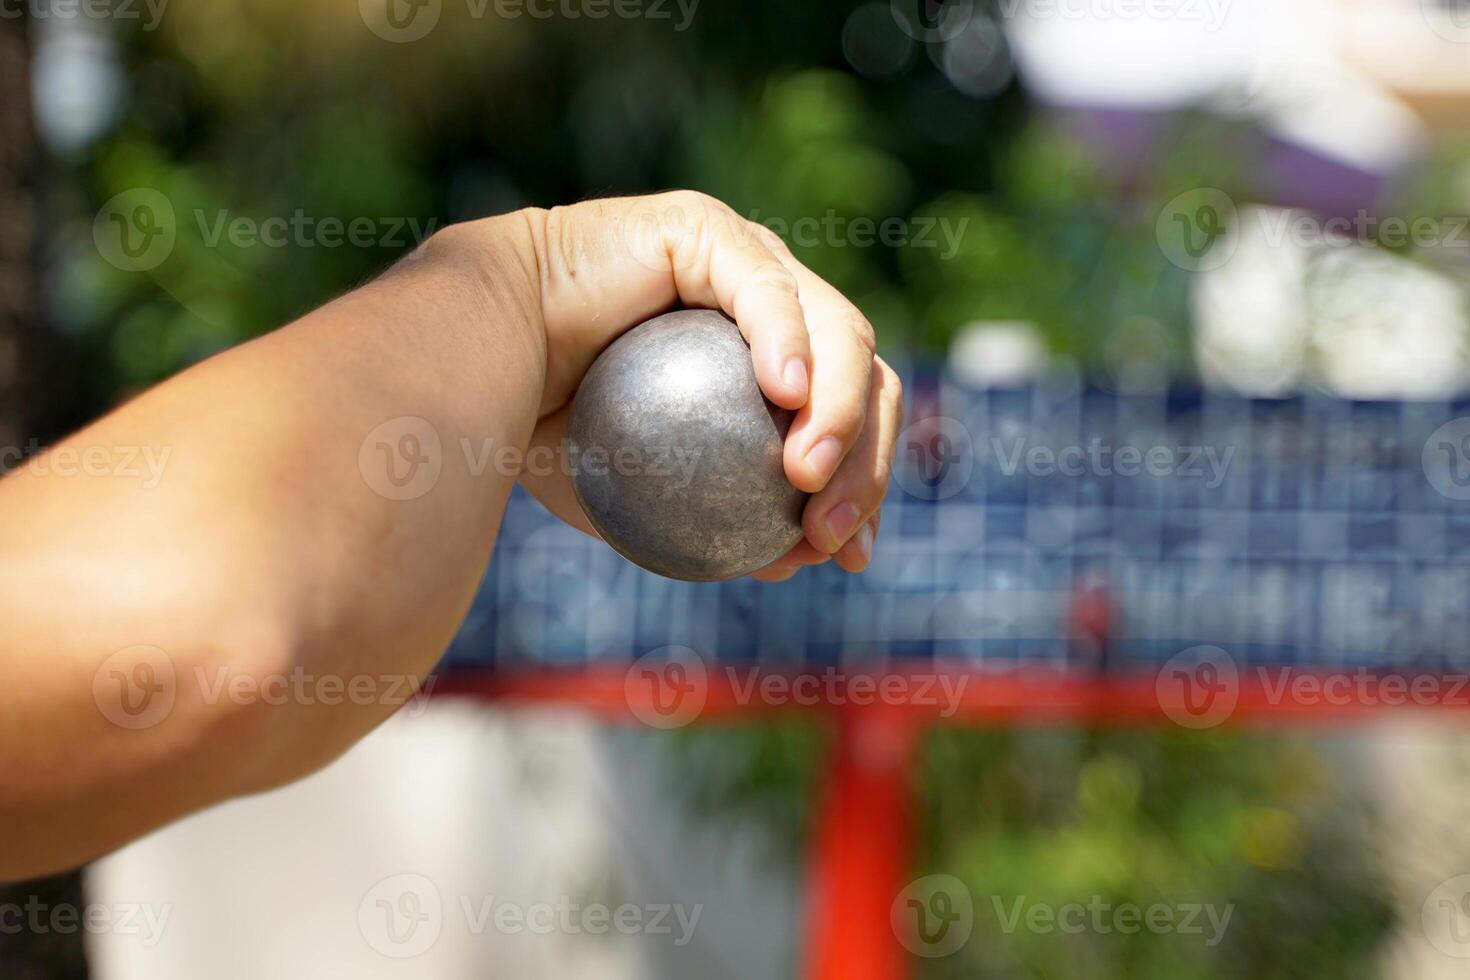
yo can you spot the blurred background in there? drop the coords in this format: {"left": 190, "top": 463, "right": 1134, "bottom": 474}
{"left": 5, "top": 0, "right": 1470, "bottom": 977}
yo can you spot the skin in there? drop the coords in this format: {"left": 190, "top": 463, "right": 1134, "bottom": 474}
{"left": 0, "top": 192, "right": 903, "bottom": 881}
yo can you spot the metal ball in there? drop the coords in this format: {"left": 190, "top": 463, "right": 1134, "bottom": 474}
{"left": 568, "top": 309, "right": 808, "bottom": 582}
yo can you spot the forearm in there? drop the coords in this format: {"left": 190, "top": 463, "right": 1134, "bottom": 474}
{"left": 0, "top": 214, "right": 545, "bottom": 878}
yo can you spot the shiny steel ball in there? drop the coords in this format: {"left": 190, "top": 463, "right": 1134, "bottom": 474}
{"left": 568, "top": 309, "right": 808, "bottom": 581}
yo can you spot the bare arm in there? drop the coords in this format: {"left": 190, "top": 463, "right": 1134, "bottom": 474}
{"left": 0, "top": 193, "right": 901, "bottom": 880}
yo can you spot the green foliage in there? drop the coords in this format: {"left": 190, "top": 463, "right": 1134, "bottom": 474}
{"left": 918, "top": 729, "right": 1393, "bottom": 979}
{"left": 675, "top": 724, "right": 1395, "bottom": 979}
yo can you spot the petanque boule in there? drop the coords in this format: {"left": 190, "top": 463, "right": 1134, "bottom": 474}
{"left": 568, "top": 308, "right": 808, "bottom": 581}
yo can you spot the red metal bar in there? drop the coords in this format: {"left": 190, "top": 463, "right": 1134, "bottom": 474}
{"left": 805, "top": 708, "right": 920, "bottom": 980}
{"left": 430, "top": 665, "right": 1470, "bottom": 726}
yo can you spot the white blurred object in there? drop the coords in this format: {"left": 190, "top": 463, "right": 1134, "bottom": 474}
{"left": 947, "top": 320, "right": 1048, "bottom": 387}
{"left": 1305, "top": 245, "right": 1470, "bottom": 399}
{"left": 85, "top": 703, "right": 796, "bottom": 980}
{"left": 30, "top": 16, "right": 124, "bottom": 155}
{"left": 1192, "top": 206, "right": 1313, "bottom": 396}
{"left": 1003, "top": 0, "right": 1247, "bottom": 108}
{"left": 1192, "top": 204, "right": 1470, "bottom": 399}
{"left": 1003, "top": 0, "right": 1428, "bottom": 174}
{"left": 1368, "top": 720, "right": 1470, "bottom": 980}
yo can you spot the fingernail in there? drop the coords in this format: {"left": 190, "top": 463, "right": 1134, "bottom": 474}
{"left": 822, "top": 501, "right": 862, "bottom": 552}
{"left": 782, "top": 357, "right": 808, "bottom": 399}
{"left": 804, "top": 436, "right": 843, "bottom": 484}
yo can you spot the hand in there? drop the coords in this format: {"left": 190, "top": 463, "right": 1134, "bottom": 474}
{"left": 491, "top": 191, "right": 904, "bottom": 578}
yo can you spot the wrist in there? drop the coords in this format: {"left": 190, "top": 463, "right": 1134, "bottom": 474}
{"left": 425, "top": 210, "right": 550, "bottom": 381}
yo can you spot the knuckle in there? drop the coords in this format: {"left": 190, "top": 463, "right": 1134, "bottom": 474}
{"left": 843, "top": 311, "right": 877, "bottom": 352}
{"left": 854, "top": 465, "right": 891, "bottom": 513}
{"left": 748, "top": 220, "right": 792, "bottom": 255}
{"left": 745, "top": 260, "right": 800, "bottom": 298}
{"left": 824, "top": 404, "right": 866, "bottom": 447}
{"left": 656, "top": 189, "right": 719, "bottom": 223}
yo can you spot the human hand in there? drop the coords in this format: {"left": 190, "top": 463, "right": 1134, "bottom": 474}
{"left": 486, "top": 191, "right": 904, "bottom": 579}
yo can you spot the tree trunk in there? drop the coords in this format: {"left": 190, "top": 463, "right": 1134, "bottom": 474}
{"left": 0, "top": 16, "right": 90, "bottom": 980}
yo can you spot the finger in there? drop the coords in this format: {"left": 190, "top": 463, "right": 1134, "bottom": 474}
{"left": 634, "top": 194, "right": 811, "bottom": 409}
{"left": 532, "top": 192, "right": 812, "bottom": 412}
{"left": 749, "top": 539, "right": 831, "bottom": 581}
{"left": 684, "top": 206, "right": 811, "bottom": 409}
{"left": 764, "top": 248, "right": 876, "bottom": 493}
{"left": 803, "top": 359, "right": 902, "bottom": 555}
{"left": 834, "top": 516, "right": 880, "bottom": 573}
